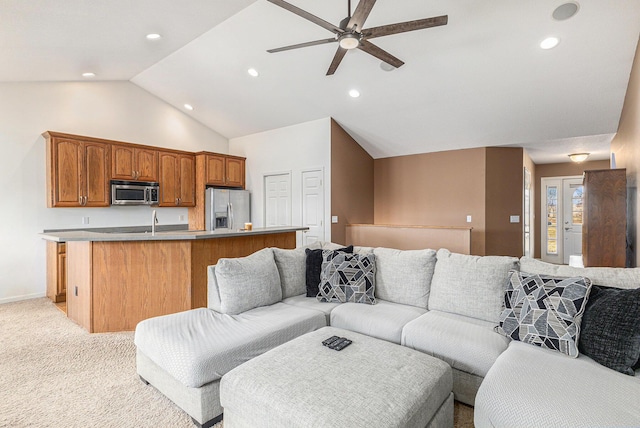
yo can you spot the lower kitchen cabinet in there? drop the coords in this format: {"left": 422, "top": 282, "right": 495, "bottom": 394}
{"left": 46, "top": 241, "right": 66, "bottom": 303}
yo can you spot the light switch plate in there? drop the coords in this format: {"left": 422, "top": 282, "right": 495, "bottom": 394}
{"left": 510, "top": 215, "right": 520, "bottom": 223}
{"left": 331, "top": 216, "right": 338, "bottom": 224}
{"left": 82, "top": 216, "right": 89, "bottom": 225}
{"left": 466, "top": 215, "right": 472, "bottom": 223}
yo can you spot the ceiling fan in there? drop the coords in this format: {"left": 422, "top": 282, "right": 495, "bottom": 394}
{"left": 266, "top": 0, "right": 448, "bottom": 75}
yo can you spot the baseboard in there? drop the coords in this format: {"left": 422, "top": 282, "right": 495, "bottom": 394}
{"left": 0, "top": 293, "right": 47, "bottom": 305}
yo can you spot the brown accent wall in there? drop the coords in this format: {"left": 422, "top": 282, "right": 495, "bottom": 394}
{"left": 374, "top": 148, "right": 488, "bottom": 255}
{"left": 330, "top": 119, "right": 374, "bottom": 245}
{"left": 611, "top": 37, "right": 640, "bottom": 266}
{"left": 533, "top": 159, "right": 611, "bottom": 259}
{"left": 523, "top": 150, "right": 536, "bottom": 257}
{"left": 485, "top": 148, "right": 524, "bottom": 256}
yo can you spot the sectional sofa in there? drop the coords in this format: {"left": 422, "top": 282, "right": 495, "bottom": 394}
{"left": 134, "top": 242, "right": 640, "bottom": 428}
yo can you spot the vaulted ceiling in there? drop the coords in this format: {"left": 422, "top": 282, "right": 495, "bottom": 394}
{"left": 3, "top": 0, "right": 640, "bottom": 163}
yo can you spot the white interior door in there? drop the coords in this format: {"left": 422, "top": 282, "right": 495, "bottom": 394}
{"left": 264, "top": 173, "right": 291, "bottom": 227}
{"left": 301, "top": 169, "right": 324, "bottom": 245}
{"left": 562, "top": 178, "right": 584, "bottom": 264}
{"left": 541, "top": 176, "right": 583, "bottom": 265}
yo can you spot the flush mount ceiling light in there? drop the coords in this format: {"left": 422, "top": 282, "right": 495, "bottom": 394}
{"left": 540, "top": 37, "right": 560, "bottom": 49}
{"left": 348, "top": 89, "right": 360, "bottom": 98}
{"left": 568, "top": 153, "right": 589, "bottom": 163}
{"left": 82, "top": 72, "right": 96, "bottom": 78}
{"left": 247, "top": 68, "right": 259, "bottom": 77}
{"left": 184, "top": 104, "right": 194, "bottom": 111}
{"left": 553, "top": 2, "right": 580, "bottom": 21}
{"left": 146, "top": 33, "right": 162, "bottom": 40}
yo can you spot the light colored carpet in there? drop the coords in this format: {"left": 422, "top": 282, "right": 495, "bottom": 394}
{"left": 0, "top": 298, "right": 474, "bottom": 427}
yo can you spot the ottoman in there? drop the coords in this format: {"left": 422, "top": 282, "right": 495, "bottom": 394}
{"left": 220, "top": 326, "right": 454, "bottom": 428}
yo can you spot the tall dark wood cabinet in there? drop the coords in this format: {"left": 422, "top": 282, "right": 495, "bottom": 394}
{"left": 582, "top": 169, "right": 627, "bottom": 267}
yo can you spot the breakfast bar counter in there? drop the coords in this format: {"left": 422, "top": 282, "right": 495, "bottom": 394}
{"left": 41, "top": 227, "right": 306, "bottom": 333}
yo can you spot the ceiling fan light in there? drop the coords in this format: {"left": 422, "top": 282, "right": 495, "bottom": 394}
{"left": 339, "top": 33, "right": 360, "bottom": 50}
{"left": 568, "top": 153, "right": 589, "bottom": 163}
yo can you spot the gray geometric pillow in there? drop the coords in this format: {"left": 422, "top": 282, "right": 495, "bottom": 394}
{"left": 317, "top": 250, "right": 376, "bottom": 305}
{"left": 497, "top": 270, "right": 592, "bottom": 357}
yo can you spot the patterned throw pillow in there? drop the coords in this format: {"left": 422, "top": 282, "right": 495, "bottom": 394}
{"left": 305, "top": 246, "right": 353, "bottom": 297}
{"left": 497, "top": 270, "right": 592, "bottom": 357}
{"left": 317, "top": 250, "right": 376, "bottom": 305}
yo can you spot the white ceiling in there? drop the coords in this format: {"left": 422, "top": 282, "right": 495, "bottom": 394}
{"left": 2, "top": 0, "right": 639, "bottom": 163}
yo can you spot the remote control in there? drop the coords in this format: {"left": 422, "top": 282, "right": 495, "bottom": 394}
{"left": 322, "top": 336, "right": 341, "bottom": 347}
{"left": 328, "top": 337, "right": 347, "bottom": 349}
{"left": 333, "top": 339, "right": 352, "bottom": 351}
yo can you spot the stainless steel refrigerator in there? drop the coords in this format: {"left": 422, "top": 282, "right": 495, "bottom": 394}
{"left": 205, "top": 188, "right": 251, "bottom": 231}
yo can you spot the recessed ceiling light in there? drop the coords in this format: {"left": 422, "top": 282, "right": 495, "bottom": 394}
{"left": 82, "top": 72, "right": 96, "bottom": 78}
{"left": 553, "top": 2, "right": 579, "bottom": 21}
{"left": 146, "top": 33, "right": 162, "bottom": 40}
{"left": 348, "top": 89, "right": 360, "bottom": 98}
{"left": 540, "top": 37, "right": 560, "bottom": 49}
{"left": 247, "top": 68, "right": 259, "bottom": 77}
{"left": 184, "top": 104, "right": 194, "bottom": 111}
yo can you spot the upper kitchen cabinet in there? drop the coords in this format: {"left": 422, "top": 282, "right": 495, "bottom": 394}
{"left": 203, "top": 153, "right": 246, "bottom": 189}
{"left": 158, "top": 150, "right": 195, "bottom": 207}
{"left": 112, "top": 144, "right": 158, "bottom": 182}
{"left": 45, "top": 132, "right": 110, "bottom": 207}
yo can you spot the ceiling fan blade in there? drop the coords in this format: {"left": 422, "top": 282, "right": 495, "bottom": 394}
{"left": 347, "top": 0, "right": 377, "bottom": 31}
{"left": 268, "top": 38, "right": 337, "bottom": 53}
{"left": 362, "top": 15, "right": 448, "bottom": 39}
{"left": 267, "top": 0, "right": 343, "bottom": 34}
{"left": 358, "top": 40, "right": 404, "bottom": 69}
{"left": 326, "top": 47, "right": 348, "bottom": 75}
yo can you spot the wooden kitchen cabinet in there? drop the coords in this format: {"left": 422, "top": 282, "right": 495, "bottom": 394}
{"left": 112, "top": 144, "right": 158, "bottom": 182}
{"left": 225, "top": 156, "right": 245, "bottom": 188}
{"left": 46, "top": 241, "right": 66, "bottom": 303}
{"left": 204, "top": 153, "right": 245, "bottom": 188}
{"left": 158, "top": 151, "right": 195, "bottom": 207}
{"left": 582, "top": 169, "right": 628, "bottom": 267}
{"left": 45, "top": 132, "right": 110, "bottom": 207}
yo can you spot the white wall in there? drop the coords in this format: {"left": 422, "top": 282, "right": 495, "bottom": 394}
{"left": 0, "top": 81, "right": 228, "bottom": 303}
{"left": 229, "top": 118, "right": 332, "bottom": 246}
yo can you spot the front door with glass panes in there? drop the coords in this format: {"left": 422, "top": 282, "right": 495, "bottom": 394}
{"left": 541, "top": 176, "right": 584, "bottom": 265}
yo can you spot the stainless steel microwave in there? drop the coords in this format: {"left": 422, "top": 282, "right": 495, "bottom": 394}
{"left": 111, "top": 181, "right": 159, "bottom": 206}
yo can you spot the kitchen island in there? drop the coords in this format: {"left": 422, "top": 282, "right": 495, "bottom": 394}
{"left": 41, "top": 227, "right": 307, "bottom": 332}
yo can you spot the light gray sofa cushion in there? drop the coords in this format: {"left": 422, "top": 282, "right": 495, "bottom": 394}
{"left": 429, "top": 249, "right": 519, "bottom": 323}
{"left": 273, "top": 243, "right": 322, "bottom": 299}
{"left": 520, "top": 257, "right": 640, "bottom": 289}
{"left": 215, "top": 248, "right": 282, "bottom": 315}
{"left": 475, "top": 341, "right": 640, "bottom": 428}
{"left": 134, "top": 303, "right": 326, "bottom": 388}
{"left": 281, "top": 294, "right": 341, "bottom": 324}
{"left": 373, "top": 247, "right": 436, "bottom": 309}
{"left": 330, "top": 300, "right": 427, "bottom": 344}
{"left": 402, "top": 310, "right": 510, "bottom": 377}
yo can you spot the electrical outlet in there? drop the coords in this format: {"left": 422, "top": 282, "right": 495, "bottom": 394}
{"left": 179, "top": 215, "right": 185, "bottom": 221}
{"left": 466, "top": 215, "right": 472, "bottom": 223}
{"left": 82, "top": 216, "right": 89, "bottom": 225}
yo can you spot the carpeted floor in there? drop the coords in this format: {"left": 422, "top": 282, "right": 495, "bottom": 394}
{"left": 0, "top": 298, "right": 474, "bottom": 427}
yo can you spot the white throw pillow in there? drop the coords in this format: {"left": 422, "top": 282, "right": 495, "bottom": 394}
{"left": 215, "top": 248, "right": 282, "bottom": 314}
{"left": 273, "top": 243, "right": 322, "bottom": 298}
{"left": 429, "top": 249, "right": 519, "bottom": 322}
{"left": 373, "top": 247, "right": 436, "bottom": 308}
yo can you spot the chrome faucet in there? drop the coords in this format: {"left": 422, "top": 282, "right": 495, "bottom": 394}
{"left": 152, "top": 210, "right": 158, "bottom": 236}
